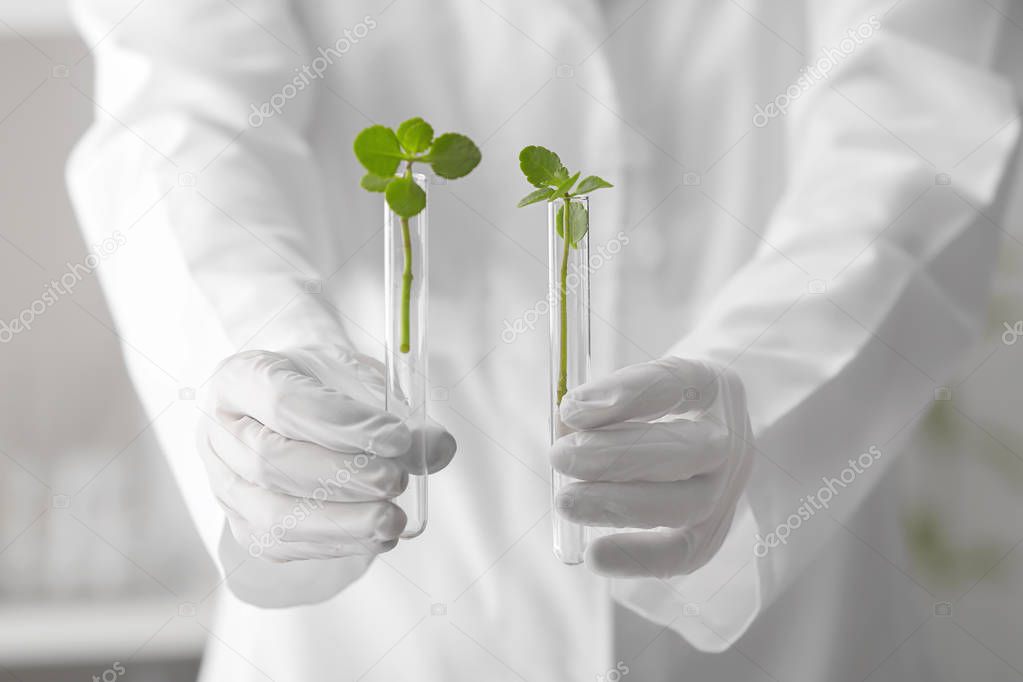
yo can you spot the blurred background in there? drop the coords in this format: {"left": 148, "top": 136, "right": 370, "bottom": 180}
{"left": 2, "top": 2, "right": 1023, "bottom": 681}
{"left": 0, "top": 2, "right": 217, "bottom": 681}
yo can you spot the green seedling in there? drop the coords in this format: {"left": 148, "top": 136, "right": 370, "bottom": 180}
{"left": 354, "top": 118, "right": 481, "bottom": 352}
{"left": 517, "top": 146, "right": 613, "bottom": 404}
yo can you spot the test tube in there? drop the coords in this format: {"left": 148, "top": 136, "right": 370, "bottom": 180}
{"left": 384, "top": 172, "right": 428, "bottom": 538}
{"left": 548, "top": 195, "right": 590, "bottom": 564}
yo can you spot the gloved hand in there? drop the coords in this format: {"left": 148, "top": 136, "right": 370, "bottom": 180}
{"left": 551, "top": 356, "right": 753, "bottom": 579}
{"left": 196, "top": 345, "right": 455, "bottom": 562}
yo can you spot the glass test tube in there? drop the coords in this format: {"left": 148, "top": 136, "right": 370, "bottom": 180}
{"left": 384, "top": 172, "right": 428, "bottom": 538}
{"left": 548, "top": 195, "right": 590, "bottom": 564}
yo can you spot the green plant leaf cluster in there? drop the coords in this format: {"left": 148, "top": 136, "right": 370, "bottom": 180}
{"left": 516, "top": 145, "right": 613, "bottom": 251}
{"left": 516, "top": 145, "right": 612, "bottom": 208}
{"left": 354, "top": 118, "right": 481, "bottom": 217}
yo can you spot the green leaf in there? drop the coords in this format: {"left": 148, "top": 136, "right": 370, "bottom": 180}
{"left": 555, "top": 201, "right": 588, "bottom": 247}
{"left": 517, "top": 187, "right": 554, "bottom": 207}
{"left": 519, "top": 146, "right": 566, "bottom": 188}
{"left": 428, "top": 133, "right": 482, "bottom": 179}
{"left": 360, "top": 173, "right": 394, "bottom": 193}
{"left": 396, "top": 117, "right": 434, "bottom": 154}
{"left": 385, "top": 175, "right": 427, "bottom": 218}
{"left": 573, "top": 175, "right": 613, "bottom": 195}
{"left": 353, "top": 125, "right": 403, "bottom": 177}
{"left": 552, "top": 171, "right": 580, "bottom": 197}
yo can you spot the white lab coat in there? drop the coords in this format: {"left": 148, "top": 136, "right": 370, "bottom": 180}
{"left": 67, "top": 1, "right": 1022, "bottom": 680}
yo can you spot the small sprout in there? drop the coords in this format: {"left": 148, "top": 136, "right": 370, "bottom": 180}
{"left": 354, "top": 119, "right": 481, "bottom": 352}
{"left": 516, "top": 145, "right": 613, "bottom": 403}
{"left": 518, "top": 146, "right": 612, "bottom": 200}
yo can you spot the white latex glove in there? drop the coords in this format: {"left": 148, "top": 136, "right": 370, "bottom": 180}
{"left": 551, "top": 357, "right": 754, "bottom": 578}
{"left": 197, "top": 345, "right": 455, "bottom": 562}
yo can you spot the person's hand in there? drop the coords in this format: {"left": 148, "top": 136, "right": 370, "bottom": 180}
{"left": 551, "top": 357, "right": 753, "bottom": 578}
{"left": 196, "top": 345, "right": 455, "bottom": 562}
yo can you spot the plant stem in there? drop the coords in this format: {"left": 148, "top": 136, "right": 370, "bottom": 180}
{"left": 400, "top": 214, "right": 412, "bottom": 353}
{"left": 399, "top": 164, "right": 414, "bottom": 354}
{"left": 557, "top": 196, "right": 571, "bottom": 405}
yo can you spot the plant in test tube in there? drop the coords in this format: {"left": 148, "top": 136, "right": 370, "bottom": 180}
{"left": 354, "top": 119, "right": 481, "bottom": 352}
{"left": 516, "top": 145, "right": 613, "bottom": 404}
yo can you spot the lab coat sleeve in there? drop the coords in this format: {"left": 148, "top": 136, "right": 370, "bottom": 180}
{"left": 66, "top": 0, "right": 373, "bottom": 607}
{"left": 611, "top": 0, "right": 1021, "bottom": 650}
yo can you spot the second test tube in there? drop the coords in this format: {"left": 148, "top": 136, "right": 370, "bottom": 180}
{"left": 548, "top": 195, "right": 590, "bottom": 564}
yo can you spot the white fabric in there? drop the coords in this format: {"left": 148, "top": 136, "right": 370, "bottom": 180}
{"left": 66, "top": 0, "right": 1022, "bottom": 680}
